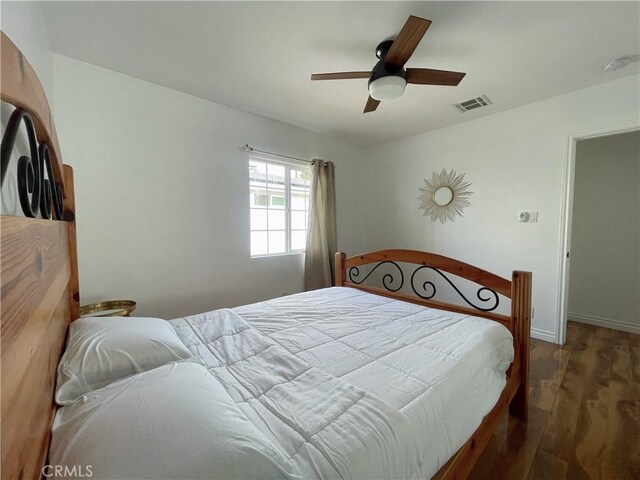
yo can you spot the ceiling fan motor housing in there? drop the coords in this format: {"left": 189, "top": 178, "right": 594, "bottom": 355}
{"left": 375, "top": 40, "right": 395, "bottom": 60}
{"left": 368, "top": 41, "right": 407, "bottom": 101}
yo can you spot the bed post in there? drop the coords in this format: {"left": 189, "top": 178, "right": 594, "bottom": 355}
{"left": 63, "top": 164, "right": 80, "bottom": 321}
{"left": 335, "top": 252, "right": 346, "bottom": 286}
{"left": 509, "top": 270, "right": 532, "bottom": 419}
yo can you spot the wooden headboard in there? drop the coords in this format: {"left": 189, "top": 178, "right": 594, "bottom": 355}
{"left": 1, "top": 32, "right": 79, "bottom": 480}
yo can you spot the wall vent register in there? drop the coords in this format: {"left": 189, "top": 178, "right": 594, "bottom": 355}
{"left": 453, "top": 95, "right": 492, "bottom": 113}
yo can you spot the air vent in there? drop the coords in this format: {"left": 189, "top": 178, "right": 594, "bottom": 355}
{"left": 453, "top": 95, "right": 492, "bottom": 113}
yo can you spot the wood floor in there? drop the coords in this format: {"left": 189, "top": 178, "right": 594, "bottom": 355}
{"left": 468, "top": 321, "right": 640, "bottom": 480}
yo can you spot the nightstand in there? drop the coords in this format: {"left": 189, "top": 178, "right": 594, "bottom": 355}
{"left": 79, "top": 300, "right": 137, "bottom": 317}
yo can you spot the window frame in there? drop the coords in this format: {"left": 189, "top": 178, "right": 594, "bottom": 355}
{"left": 249, "top": 154, "right": 310, "bottom": 258}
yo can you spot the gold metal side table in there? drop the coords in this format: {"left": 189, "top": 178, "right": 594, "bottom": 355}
{"left": 79, "top": 300, "right": 137, "bottom": 318}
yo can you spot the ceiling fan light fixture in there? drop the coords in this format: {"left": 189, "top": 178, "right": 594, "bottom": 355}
{"left": 368, "top": 75, "right": 407, "bottom": 101}
{"left": 311, "top": 15, "right": 464, "bottom": 113}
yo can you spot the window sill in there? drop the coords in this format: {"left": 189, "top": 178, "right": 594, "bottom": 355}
{"left": 251, "top": 251, "right": 305, "bottom": 259}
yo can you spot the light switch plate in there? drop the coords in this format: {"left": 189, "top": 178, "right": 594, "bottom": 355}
{"left": 518, "top": 211, "right": 538, "bottom": 223}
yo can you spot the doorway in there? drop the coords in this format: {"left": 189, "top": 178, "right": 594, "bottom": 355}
{"left": 558, "top": 126, "right": 640, "bottom": 343}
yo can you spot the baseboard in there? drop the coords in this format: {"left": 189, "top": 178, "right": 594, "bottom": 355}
{"left": 568, "top": 312, "right": 640, "bottom": 335}
{"left": 530, "top": 327, "right": 557, "bottom": 343}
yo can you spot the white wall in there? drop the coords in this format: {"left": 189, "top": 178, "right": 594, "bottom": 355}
{"left": 0, "top": 1, "right": 54, "bottom": 102}
{"left": 52, "top": 54, "right": 367, "bottom": 319}
{"left": 1, "top": 2, "right": 54, "bottom": 216}
{"left": 568, "top": 131, "right": 639, "bottom": 333}
{"left": 364, "top": 75, "right": 640, "bottom": 343}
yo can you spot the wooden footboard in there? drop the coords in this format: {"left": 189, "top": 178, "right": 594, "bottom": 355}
{"left": 335, "top": 250, "right": 532, "bottom": 480}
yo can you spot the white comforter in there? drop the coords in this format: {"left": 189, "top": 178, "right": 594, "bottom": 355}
{"left": 170, "top": 287, "right": 513, "bottom": 479}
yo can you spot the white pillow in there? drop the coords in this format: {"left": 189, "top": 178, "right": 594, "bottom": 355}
{"left": 55, "top": 316, "right": 192, "bottom": 405}
{"left": 50, "top": 362, "right": 295, "bottom": 479}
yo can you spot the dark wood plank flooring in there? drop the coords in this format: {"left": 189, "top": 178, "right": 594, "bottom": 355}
{"left": 468, "top": 321, "right": 640, "bottom": 480}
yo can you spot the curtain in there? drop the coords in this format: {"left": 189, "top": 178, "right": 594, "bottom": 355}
{"left": 304, "top": 160, "right": 336, "bottom": 290}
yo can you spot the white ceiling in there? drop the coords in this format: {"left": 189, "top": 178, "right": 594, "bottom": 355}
{"left": 41, "top": 1, "right": 639, "bottom": 147}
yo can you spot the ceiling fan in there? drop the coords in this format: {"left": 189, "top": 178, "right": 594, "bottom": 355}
{"left": 311, "top": 15, "right": 466, "bottom": 113}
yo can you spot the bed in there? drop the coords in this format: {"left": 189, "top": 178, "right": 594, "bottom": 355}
{"left": 166, "top": 285, "right": 519, "bottom": 479}
{"left": 0, "top": 32, "right": 531, "bottom": 480}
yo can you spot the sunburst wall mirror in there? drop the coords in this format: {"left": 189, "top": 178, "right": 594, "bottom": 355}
{"left": 418, "top": 168, "right": 473, "bottom": 223}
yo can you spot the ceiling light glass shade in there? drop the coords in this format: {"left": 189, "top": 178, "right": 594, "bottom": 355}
{"left": 368, "top": 75, "right": 407, "bottom": 101}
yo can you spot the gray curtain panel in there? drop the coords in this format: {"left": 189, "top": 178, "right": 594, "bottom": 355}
{"left": 304, "top": 160, "right": 337, "bottom": 290}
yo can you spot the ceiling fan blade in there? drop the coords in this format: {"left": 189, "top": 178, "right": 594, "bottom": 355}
{"left": 406, "top": 68, "right": 466, "bottom": 86}
{"left": 384, "top": 15, "right": 432, "bottom": 68}
{"left": 364, "top": 96, "right": 380, "bottom": 113}
{"left": 311, "top": 71, "right": 371, "bottom": 81}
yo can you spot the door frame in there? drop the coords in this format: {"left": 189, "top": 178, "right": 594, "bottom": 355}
{"left": 556, "top": 120, "right": 640, "bottom": 344}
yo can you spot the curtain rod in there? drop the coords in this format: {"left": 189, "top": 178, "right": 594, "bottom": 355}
{"left": 239, "top": 144, "right": 313, "bottom": 164}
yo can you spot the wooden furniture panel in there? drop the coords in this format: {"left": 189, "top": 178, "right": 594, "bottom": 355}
{"left": 1, "top": 218, "right": 72, "bottom": 480}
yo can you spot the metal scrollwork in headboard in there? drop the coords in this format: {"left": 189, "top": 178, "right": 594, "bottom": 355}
{"left": 349, "top": 261, "right": 405, "bottom": 292}
{"left": 349, "top": 262, "right": 500, "bottom": 312}
{"left": 1, "top": 107, "right": 65, "bottom": 219}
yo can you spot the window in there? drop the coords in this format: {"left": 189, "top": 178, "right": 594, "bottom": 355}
{"left": 249, "top": 157, "right": 310, "bottom": 256}
{"left": 254, "top": 193, "right": 268, "bottom": 206}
